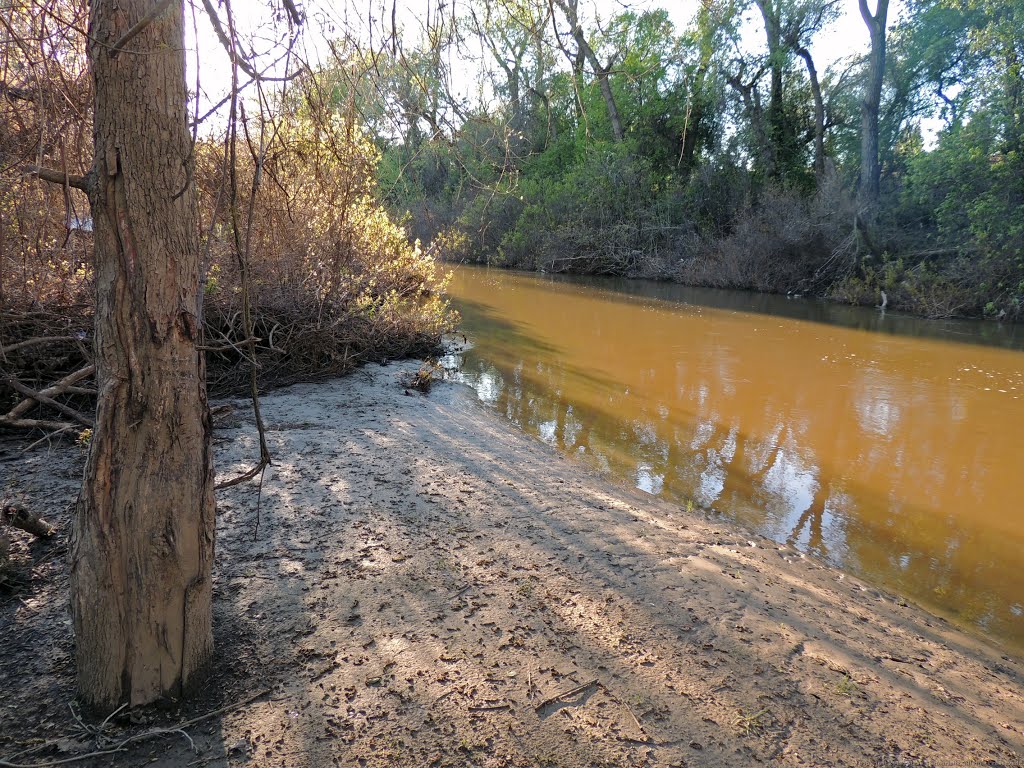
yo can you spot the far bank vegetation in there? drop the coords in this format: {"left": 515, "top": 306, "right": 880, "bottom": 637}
{"left": 372, "top": 0, "right": 1023, "bottom": 321}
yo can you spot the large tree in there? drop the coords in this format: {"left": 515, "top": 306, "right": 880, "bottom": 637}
{"left": 70, "top": 0, "right": 214, "bottom": 710}
{"left": 858, "top": 0, "right": 890, "bottom": 214}
{"left": 552, "top": 0, "right": 625, "bottom": 143}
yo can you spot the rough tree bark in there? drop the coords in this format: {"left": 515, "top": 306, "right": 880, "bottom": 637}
{"left": 70, "top": 0, "right": 214, "bottom": 710}
{"left": 858, "top": 0, "right": 889, "bottom": 215}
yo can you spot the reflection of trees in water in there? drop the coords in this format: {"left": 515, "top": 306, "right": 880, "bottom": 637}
{"left": 786, "top": 483, "right": 828, "bottom": 559}
{"left": 462, "top": 351, "right": 834, "bottom": 540}
{"left": 457, "top": 347, "right": 1024, "bottom": 645}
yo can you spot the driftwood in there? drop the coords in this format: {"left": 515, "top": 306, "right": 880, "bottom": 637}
{"left": 2, "top": 502, "right": 56, "bottom": 538}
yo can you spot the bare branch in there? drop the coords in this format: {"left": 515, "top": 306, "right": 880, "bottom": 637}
{"left": 0, "top": 416, "right": 79, "bottom": 432}
{"left": 109, "top": 0, "right": 176, "bottom": 56}
{"left": 2, "top": 376, "right": 94, "bottom": 428}
{"left": 199, "top": 0, "right": 300, "bottom": 83}
{"left": 1, "top": 336, "right": 79, "bottom": 356}
{"left": 282, "top": 0, "right": 302, "bottom": 27}
{"left": 22, "top": 165, "right": 91, "bottom": 192}
{"left": 6, "top": 366, "right": 96, "bottom": 421}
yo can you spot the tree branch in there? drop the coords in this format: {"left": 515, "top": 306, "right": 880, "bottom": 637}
{"left": 2, "top": 376, "right": 94, "bottom": 428}
{"left": 282, "top": 0, "right": 302, "bottom": 26}
{"left": 1, "top": 336, "right": 79, "bottom": 357}
{"left": 6, "top": 366, "right": 96, "bottom": 422}
{"left": 109, "top": 0, "right": 176, "bottom": 56}
{"left": 0, "top": 416, "right": 79, "bottom": 432}
{"left": 22, "top": 165, "right": 91, "bottom": 192}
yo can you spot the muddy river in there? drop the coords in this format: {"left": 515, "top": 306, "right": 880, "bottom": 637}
{"left": 445, "top": 265, "right": 1024, "bottom": 650}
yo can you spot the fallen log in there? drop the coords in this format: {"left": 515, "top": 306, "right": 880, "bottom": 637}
{"left": 2, "top": 502, "right": 55, "bottom": 538}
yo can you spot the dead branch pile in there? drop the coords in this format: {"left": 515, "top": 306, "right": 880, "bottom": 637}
{"left": 1, "top": 308, "right": 95, "bottom": 438}
{"left": 0, "top": 2, "right": 455, "bottom": 446}
{"left": 1, "top": 284, "right": 449, "bottom": 441}
{"left": 204, "top": 300, "right": 444, "bottom": 395}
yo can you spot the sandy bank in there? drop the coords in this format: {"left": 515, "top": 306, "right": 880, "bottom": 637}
{"left": 2, "top": 360, "right": 1023, "bottom": 767}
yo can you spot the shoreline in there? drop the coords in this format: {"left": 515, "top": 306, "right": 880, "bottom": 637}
{"left": 449, "top": 362, "right": 1024, "bottom": 662}
{"left": 443, "top": 260, "right": 1024, "bottom": 332}
{"left": 2, "top": 360, "right": 1023, "bottom": 767}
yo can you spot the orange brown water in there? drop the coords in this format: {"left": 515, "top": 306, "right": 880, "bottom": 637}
{"left": 446, "top": 265, "right": 1024, "bottom": 650}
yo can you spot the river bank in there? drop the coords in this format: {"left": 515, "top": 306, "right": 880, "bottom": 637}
{"left": 2, "top": 360, "right": 1023, "bottom": 767}
{"left": 445, "top": 258, "right": 1024, "bottom": 326}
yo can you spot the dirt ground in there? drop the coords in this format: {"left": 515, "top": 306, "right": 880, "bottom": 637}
{"left": 2, "top": 360, "right": 1023, "bottom": 768}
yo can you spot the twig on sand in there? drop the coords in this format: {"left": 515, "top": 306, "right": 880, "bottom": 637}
{"left": 621, "top": 698, "right": 646, "bottom": 734}
{"left": 734, "top": 707, "right": 770, "bottom": 736}
{"left": 431, "top": 689, "right": 459, "bottom": 708}
{"left": 22, "top": 426, "right": 77, "bottom": 453}
{"left": 468, "top": 702, "right": 510, "bottom": 712}
{"left": 124, "top": 687, "right": 273, "bottom": 737}
{"left": 0, "top": 689, "right": 273, "bottom": 768}
{"left": 534, "top": 679, "right": 599, "bottom": 711}
{"left": 0, "top": 748, "right": 127, "bottom": 768}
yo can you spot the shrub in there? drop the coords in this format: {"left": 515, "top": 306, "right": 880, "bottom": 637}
{"left": 678, "top": 174, "right": 856, "bottom": 294}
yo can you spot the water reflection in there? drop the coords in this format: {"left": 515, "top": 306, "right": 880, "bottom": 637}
{"left": 446, "top": 266, "right": 1024, "bottom": 650}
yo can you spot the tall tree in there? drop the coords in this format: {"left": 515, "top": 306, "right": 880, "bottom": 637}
{"left": 753, "top": 0, "right": 789, "bottom": 176}
{"left": 469, "top": 0, "right": 556, "bottom": 148}
{"left": 676, "top": 2, "right": 726, "bottom": 175}
{"left": 471, "top": 1, "right": 529, "bottom": 133}
{"left": 552, "top": 0, "right": 625, "bottom": 142}
{"left": 70, "top": 0, "right": 214, "bottom": 709}
{"left": 782, "top": 0, "right": 840, "bottom": 180}
{"left": 858, "top": 0, "right": 890, "bottom": 215}
{"left": 727, "top": 65, "right": 775, "bottom": 177}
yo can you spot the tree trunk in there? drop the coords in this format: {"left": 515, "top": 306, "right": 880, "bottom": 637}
{"left": 796, "top": 47, "right": 826, "bottom": 180}
{"left": 754, "top": 0, "right": 783, "bottom": 122}
{"left": 728, "top": 73, "right": 775, "bottom": 178}
{"left": 554, "top": 0, "right": 624, "bottom": 143}
{"left": 70, "top": 0, "right": 214, "bottom": 711}
{"left": 858, "top": 0, "right": 889, "bottom": 214}
{"left": 575, "top": 32, "right": 624, "bottom": 143}
{"left": 755, "top": 0, "right": 789, "bottom": 178}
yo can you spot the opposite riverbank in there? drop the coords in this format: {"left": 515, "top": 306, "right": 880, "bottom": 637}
{"left": 2, "top": 360, "right": 1023, "bottom": 767}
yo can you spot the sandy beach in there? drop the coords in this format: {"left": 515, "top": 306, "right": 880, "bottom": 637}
{"left": 2, "top": 360, "right": 1023, "bottom": 768}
